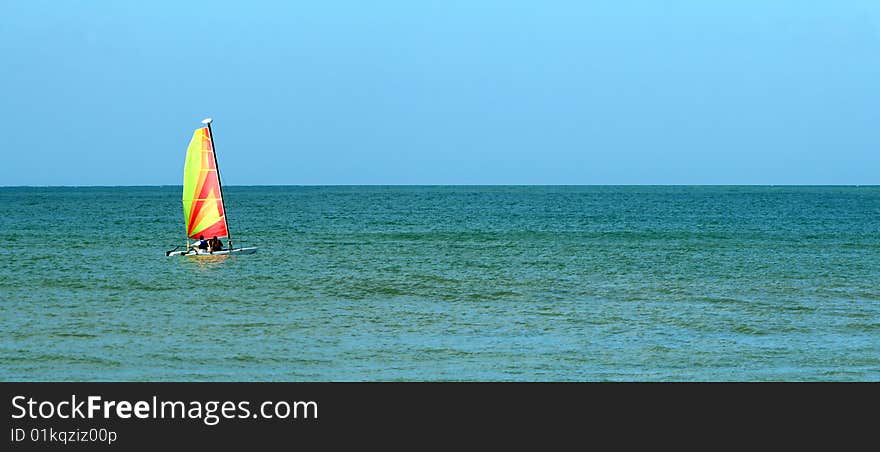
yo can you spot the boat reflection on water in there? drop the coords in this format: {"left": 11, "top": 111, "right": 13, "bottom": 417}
{"left": 179, "top": 253, "right": 231, "bottom": 271}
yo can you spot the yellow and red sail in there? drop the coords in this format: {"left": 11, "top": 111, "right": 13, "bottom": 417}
{"left": 182, "top": 127, "right": 229, "bottom": 239}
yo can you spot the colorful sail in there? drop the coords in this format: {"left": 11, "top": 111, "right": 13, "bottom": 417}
{"left": 182, "top": 127, "right": 229, "bottom": 239}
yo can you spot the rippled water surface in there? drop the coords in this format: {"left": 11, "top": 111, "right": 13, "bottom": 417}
{"left": 1, "top": 186, "right": 879, "bottom": 381}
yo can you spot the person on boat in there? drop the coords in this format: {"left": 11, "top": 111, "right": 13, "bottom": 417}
{"left": 208, "top": 236, "right": 223, "bottom": 253}
{"left": 190, "top": 235, "right": 209, "bottom": 253}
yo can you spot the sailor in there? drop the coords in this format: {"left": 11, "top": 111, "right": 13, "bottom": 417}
{"left": 208, "top": 236, "right": 223, "bottom": 253}
{"left": 190, "top": 235, "right": 209, "bottom": 253}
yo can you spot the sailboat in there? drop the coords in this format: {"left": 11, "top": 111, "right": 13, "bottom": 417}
{"left": 166, "top": 118, "right": 257, "bottom": 256}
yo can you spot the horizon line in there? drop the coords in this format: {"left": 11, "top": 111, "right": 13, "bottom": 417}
{"left": 1, "top": 183, "right": 878, "bottom": 188}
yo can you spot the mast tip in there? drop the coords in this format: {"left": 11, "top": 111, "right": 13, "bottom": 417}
{"left": 201, "top": 118, "right": 213, "bottom": 124}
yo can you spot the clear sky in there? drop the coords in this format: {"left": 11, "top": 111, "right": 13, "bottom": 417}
{"left": 1, "top": 1, "right": 878, "bottom": 185}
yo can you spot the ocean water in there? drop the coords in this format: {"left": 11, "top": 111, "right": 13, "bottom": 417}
{"left": 1, "top": 186, "right": 879, "bottom": 381}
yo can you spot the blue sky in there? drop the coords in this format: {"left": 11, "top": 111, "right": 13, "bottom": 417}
{"left": 1, "top": 1, "right": 878, "bottom": 185}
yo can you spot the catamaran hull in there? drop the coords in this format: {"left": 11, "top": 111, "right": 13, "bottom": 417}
{"left": 166, "top": 247, "right": 258, "bottom": 257}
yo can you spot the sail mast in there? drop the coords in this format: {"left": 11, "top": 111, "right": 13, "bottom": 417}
{"left": 202, "top": 117, "right": 233, "bottom": 250}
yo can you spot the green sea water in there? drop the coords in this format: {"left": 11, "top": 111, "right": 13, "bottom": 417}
{"left": 1, "top": 186, "right": 879, "bottom": 381}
